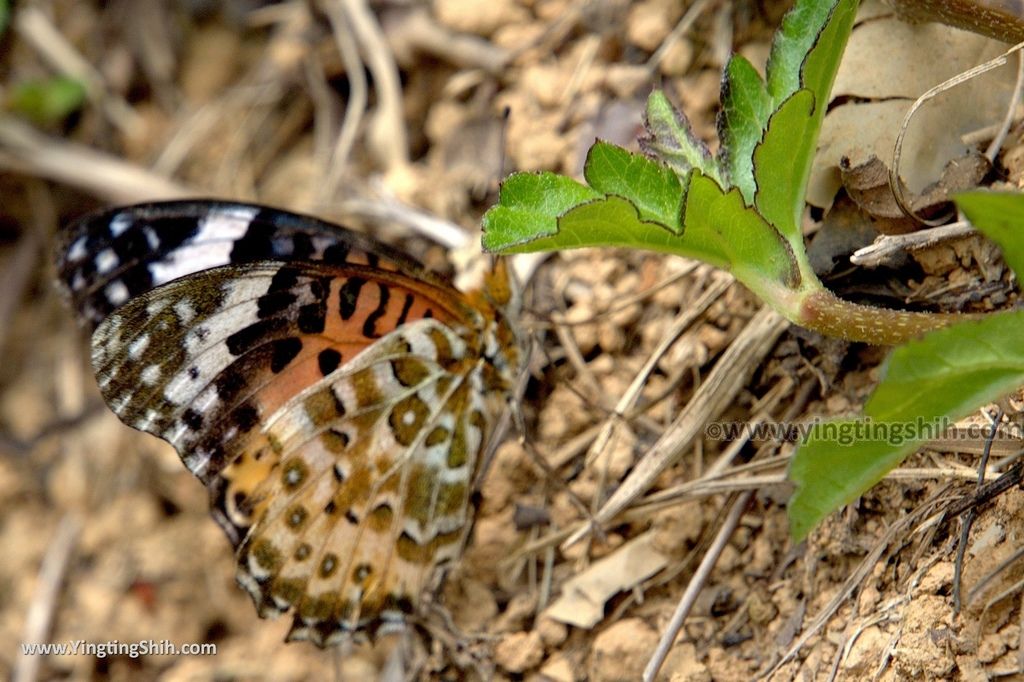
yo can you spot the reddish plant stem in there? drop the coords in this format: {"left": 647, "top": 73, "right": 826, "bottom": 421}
{"left": 799, "top": 289, "right": 978, "bottom": 344}
{"left": 887, "top": 0, "right": 1024, "bottom": 44}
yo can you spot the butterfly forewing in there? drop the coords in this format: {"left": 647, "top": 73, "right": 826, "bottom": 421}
{"left": 58, "top": 202, "right": 521, "bottom": 646}
{"left": 58, "top": 200, "right": 431, "bottom": 330}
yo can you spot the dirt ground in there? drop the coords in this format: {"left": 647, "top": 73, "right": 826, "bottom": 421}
{"left": 3, "top": 0, "right": 1024, "bottom": 680}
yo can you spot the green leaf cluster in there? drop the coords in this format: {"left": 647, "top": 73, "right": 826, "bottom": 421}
{"left": 484, "top": 0, "right": 858, "bottom": 324}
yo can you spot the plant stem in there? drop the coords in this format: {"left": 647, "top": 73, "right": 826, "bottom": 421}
{"left": 799, "top": 288, "right": 975, "bottom": 344}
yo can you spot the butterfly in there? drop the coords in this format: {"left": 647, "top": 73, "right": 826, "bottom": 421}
{"left": 56, "top": 200, "right": 523, "bottom": 646}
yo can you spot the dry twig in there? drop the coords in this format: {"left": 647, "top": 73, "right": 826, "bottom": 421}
{"left": 13, "top": 515, "right": 81, "bottom": 682}
{"left": 643, "top": 491, "right": 754, "bottom": 682}
{"left": 564, "top": 305, "right": 790, "bottom": 548}
{"left": 0, "top": 116, "right": 191, "bottom": 202}
{"left": 333, "top": 0, "right": 409, "bottom": 170}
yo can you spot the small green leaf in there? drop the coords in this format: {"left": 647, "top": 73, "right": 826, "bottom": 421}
{"left": 0, "top": 0, "right": 9, "bottom": 35}
{"left": 583, "top": 141, "right": 684, "bottom": 233}
{"left": 7, "top": 76, "right": 87, "bottom": 124}
{"left": 481, "top": 172, "right": 602, "bottom": 251}
{"left": 682, "top": 173, "right": 799, "bottom": 288}
{"left": 789, "top": 311, "right": 1024, "bottom": 539}
{"left": 643, "top": 91, "right": 723, "bottom": 185}
{"left": 497, "top": 171, "right": 602, "bottom": 214}
{"left": 482, "top": 171, "right": 689, "bottom": 256}
{"left": 718, "top": 55, "right": 772, "bottom": 203}
{"left": 956, "top": 191, "right": 1024, "bottom": 280}
{"left": 766, "top": 0, "right": 853, "bottom": 105}
{"left": 489, "top": 195, "right": 691, "bottom": 256}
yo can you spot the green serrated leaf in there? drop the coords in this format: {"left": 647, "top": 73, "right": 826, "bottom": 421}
{"left": 789, "top": 311, "right": 1024, "bottom": 539}
{"left": 766, "top": 0, "right": 846, "bottom": 104}
{"left": 800, "top": 0, "right": 857, "bottom": 117}
{"left": 644, "top": 91, "right": 723, "bottom": 186}
{"left": 752, "top": 0, "right": 855, "bottom": 240}
{"left": 497, "top": 171, "right": 602, "bottom": 213}
{"left": 482, "top": 171, "right": 692, "bottom": 256}
{"left": 718, "top": 55, "right": 772, "bottom": 204}
{"left": 753, "top": 89, "right": 815, "bottom": 237}
{"left": 7, "top": 76, "right": 87, "bottom": 124}
{"left": 489, "top": 195, "right": 692, "bottom": 257}
{"left": 956, "top": 191, "right": 1024, "bottom": 280}
{"left": 557, "top": 196, "right": 685, "bottom": 251}
{"left": 481, "top": 172, "right": 602, "bottom": 251}
{"left": 584, "top": 141, "right": 684, "bottom": 233}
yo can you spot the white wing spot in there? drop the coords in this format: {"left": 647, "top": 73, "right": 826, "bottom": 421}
{"left": 109, "top": 212, "right": 133, "bottom": 237}
{"left": 143, "top": 226, "right": 160, "bottom": 250}
{"left": 105, "top": 280, "right": 130, "bottom": 306}
{"left": 96, "top": 248, "right": 119, "bottom": 275}
{"left": 67, "top": 236, "right": 88, "bottom": 262}
{"left": 128, "top": 334, "right": 150, "bottom": 360}
{"left": 148, "top": 206, "right": 257, "bottom": 286}
{"left": 141, "top": 364, "right": 162, "bottom": 386}
{"left": 174, "top": 300, "right": 196, "bottom": 324}
{"left": 109, "top": 392, "right": 131, "bottom": 415}
{"left": 136, "top": 408, "right": 162, "bottom": 432}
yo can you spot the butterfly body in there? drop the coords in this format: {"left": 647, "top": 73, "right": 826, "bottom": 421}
{"left": 58, "top": 201, "right": 521, "bottom": 646}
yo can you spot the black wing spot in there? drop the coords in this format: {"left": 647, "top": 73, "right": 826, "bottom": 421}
{"left": 182, "top": 408, "right": 204, "bottom": 431}
{"left": 395, "top": 292, "right": 414, "bottom": 327}
{"left": 233, "top": 402, "right": 260, "bottom": 433}
{"left": 338, "top": 277, "right": 367, "bottom": 320}
{"left": 291, "top": 233, "right": 314, "bottom": 260}
{"left": 318, "top": 348, "right": 342, "bottom": 376}
{"left": 297, "top": 303, "right": 326, "bottom": 334}
{"left": 332, "top": 462, "right": 347, "bottom": 482}
{"left": 226, "top": 318, "right": 287, "bottom": 356}
{"left": 270, "top": 337, "right": 303, "bottom": 373}
{"left": 215, "top": 367, "right": 248, "bottom": 401}
{"left": 257, "top": 290, "right": 297, "bottom": 318}
{"left": 268, "top": 266, "right": 301, "bottom": 292}
{"left": 322, "top": 242, "right": 351, "bottom": 264}
{"left": 363, "top": 283, "right": 390, "bottom": 338}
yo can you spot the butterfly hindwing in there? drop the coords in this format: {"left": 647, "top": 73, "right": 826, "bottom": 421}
{"left": 236, "top": 319, "right": 497, "bottom": 644}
